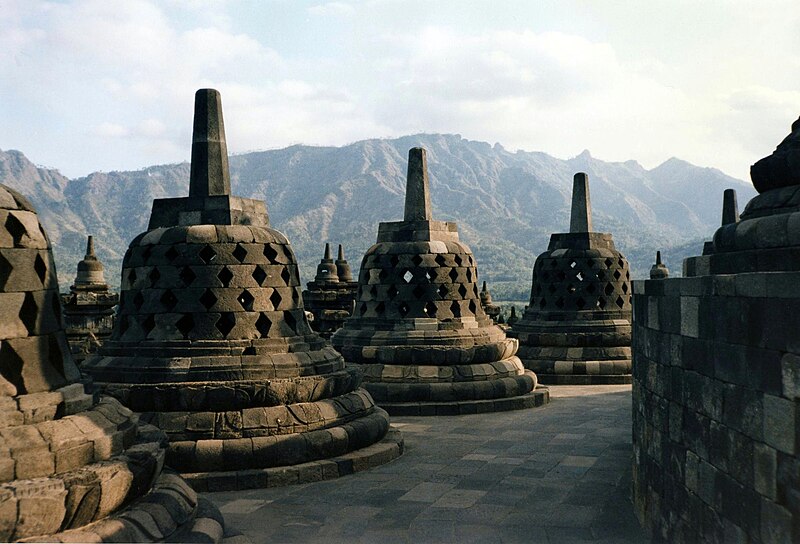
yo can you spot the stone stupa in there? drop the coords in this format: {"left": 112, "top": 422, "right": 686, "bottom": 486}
{"left": 649, "top": 250, "right": 669, "bottom": 279}
{"left": 84, "top": 89, "right": 402, "bottom": 491}
{"left": 302, "top": 243, "right": 358, "bottom": 338}
{"left": 61, "top": 235, "right": 119, "bottom": 364}
{"left": 331, "top": 147, "right": 548, "bottom": 415}
{"left": 0, "top": 184, "right": 239, "bottom": 542}
{"left": 509, "top": 173, "right": 632, "bottom": 384}
{"left": 479, "top": 281, "right": 501, "bottom": 323}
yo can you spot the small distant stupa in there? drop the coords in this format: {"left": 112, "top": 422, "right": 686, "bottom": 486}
{"left": 302, "top": 242, "right": 359, "bottom": 337}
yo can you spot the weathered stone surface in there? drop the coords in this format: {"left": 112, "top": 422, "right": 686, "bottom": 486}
{"left": 332, "top": 147, "right": 544, "bottom": 414}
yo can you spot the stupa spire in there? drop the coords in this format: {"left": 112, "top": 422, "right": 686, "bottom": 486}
{"left": 338, "top": 243, "right": 345, "bottom": 261}
{"left": 404, "top": 147, "right": 432, "bottom": 221}
{"left": 722, "top": 188, "right": 739, "bottom": 225}
{"left": 569, "top": 172, "right": 593, "bottom": 233}
{"left": 324, "top": 242, "right": 332, "bottom": 260}
{"left": 85, "top": 235, "right": 96, "bottom": 258}
{"left": 189, "top": 88, "right": 231, "bottom": 198}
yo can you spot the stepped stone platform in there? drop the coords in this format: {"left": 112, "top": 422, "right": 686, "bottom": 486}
{"left": 331, "top": 147, "right": 548, "bottom": 415}
{"left": 61, "top": 235, "right": 118, "bottom": 365}
{"left": 84, "top": 89, "right": 401, "bottom": 491}
{"left": 509, "top": 173, "right": 632, "bottom": 385}
{"left": 0, "top": 183, "right": 240, "bottom": 542}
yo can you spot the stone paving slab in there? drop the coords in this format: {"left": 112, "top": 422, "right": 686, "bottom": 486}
{"left": 208, "top": 385, "right": 649, "bottom": 543}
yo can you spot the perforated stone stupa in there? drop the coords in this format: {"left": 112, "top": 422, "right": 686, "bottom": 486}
{"left": 331, "top": 147, "right": 548, "bottom": 415}
{"left": 61, "top": 236, "right": 118, "bottom": 365}
{"left": 0, "top": 183, "right": 239, "bottom": 542}
{"left": 479, "top": 281, "right": 501, "bottom": 323}
{"left": 302, "top": 243, "right": 358, "bottom": 338}
{"left": 84, "top": 89, "right": 402, "bottom": 491}
{"left": 509, "top": 173, "right": 632, "bottom": 384}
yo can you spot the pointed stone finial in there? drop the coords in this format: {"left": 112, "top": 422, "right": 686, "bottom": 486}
{"left": 404, "top": 147, "right": 432, "bottom": 221}
{"left": 314, "top": 242, "right": 338, "bottom": 283}
{"left": 189, "top": 88, "right": 231, "bottom": 198}
{"left": 721, "top": 189, "right": 739, "bottom": 226}
{"left": 336, "top": 244, "right": 354, "bottom": 282}
{"left": 482, "top": 281, "right": 488, "bottom": 293}
{"left": 85, "top": 235, "right": 96, "bottom": 259}
{"left": 569, "top": 172, "right": 593, "bottom": 233}
{"left": 324, "top": 242, "right": 332, "bottom": 260}
{"left": 650, "top": 250, "right": 669, "bottom": 279}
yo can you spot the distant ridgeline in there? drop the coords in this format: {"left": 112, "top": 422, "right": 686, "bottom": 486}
{"left": 0, "top": 137, "right": 754, "bottom": 298}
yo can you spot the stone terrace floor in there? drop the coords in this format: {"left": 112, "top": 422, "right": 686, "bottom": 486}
{"left": 208, "top": 385, "right": 649, "bottom": 543}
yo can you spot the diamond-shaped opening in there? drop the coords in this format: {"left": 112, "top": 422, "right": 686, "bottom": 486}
{"left": 160, "top": 289, "right": 178, "bottom": 311}
{"left": 613, "top": 270, "right": 621, "bottom": 280}
{"left": 618, "top": 258, "right": 625, "bottom": 268}
{"left": 454, "top": 254, "right": 463, "bottom": 266}
{"left": 438, "top": 284, "right": 448, "bottom": 299}
{"left": 51, "top": 294, "right": 61, "bottom": 323}
{"left": 133, "top": 291, "right": 145, "bottom": 310}
{"left": 597, "top": 271, "right": 606, "bottom": 281}
{"left": 4, "top": 213, "right": 26, "bottom": 246}
{"left": 148, "top": 267, "right": 161, "bottom": 287}
{"left": 449, "top": 268, "right": 459, "bottom": 282}
{"left": 389, "top": 254, "right": 399, "bottom": 267}
{"left": 292, "top": 287, "right": 300, "bottom": 303}
{"left": 586, "top": 283, "right": 596, "bottom": 294}
{"left": 34, "top": 253, "right": 47, "bottom": 285}
{"left": 626, "top": 271, "right": 631, "bottom": 280}
{"left": 412, "top": 284, "right": 426, "bottom": 299}
{"left": 450, "top": 300, "right": 462, "bottom": 317}
{"left": 468, "top": 300, "right": 477, "bottom": 314}
{"left": 555, "top": 297, "right": 565, "bottom": 308}
{"left": 165, "top": 246, "right": 179, "bottom": 262}
{"left": 179, "top": 266, "right": 196, "bottom": 286}
{"left": 238, "top": 289, "right": 255, "bottom": 311}
{"left": 615, "top": 296, "right": 625, "bottom": 308}
{"left": 233, "top": 243, "right": 248, "bottom": 263}
{"left": 370, "top": 285, "right": 378, "bottom": 297}
{"left": 215, "top": 312, "right": 236, "bottom": 337}
{"left": 467, "top": 255, "right": 474, "bottom": 266}
{"left": 379, "top": 269, "right": 389, "bottom": 281}
{"left": 466, "top": 269, "right": 473, "bottom": 283}
{"left": 458, "top": 284, "right": 468, "bottom": 298}
{"left": 568, "top": 285, "right": 576, "bottom": 294}
{"left": 398, "top": 302, "right": 410, "bottom": 317}
{"left": 587, "top": 259, "right": 595, "bottom": 268}
{"left": 263, "top": 244, "right": 279, "bottom": 262}
{"left": 284, "top": 310, "right": 297, "bottom": 333}
{"left": 256, "top": 313, "right": 272, "bottom": 337}
{"left": 128, "top": 268, "right": 137, "bottom": 286}
{"left": 598, "top": 297, "right": 607, "bottom": 309}
{"left": 388, "top": 285, "right": 399, "bottom": 299}
{"left": 176, "top": 314, "right": 194, "bottom": 339}
{"left": 375, "top": 301, "right": 386, "bottom": 315}
{"left": 473, "top": 284, "right": 479, "bottom": 297}
{"left": 141, "top": 245, "right": 153, "bottom": 263}
{"left": 576, "top": 272, "right": 584, "bottom": 281}
{"left": 403, "top": 270, "right": 414, "bottom": 284}
{"left": 556, "top": 270, "right": 566, "bottom": 281}
{"left": 575, "top": 297, "right": 586, "bottom": 310}
{"left": 200, "top": 289, "right": 218, "bottom": 310}
{"left": 19, "top": 292, "right": 38, "bottom": 334}
{"left": 281, "top": 267, "right": 292, "bottom": 285}
{"left": 622, "top": 282, "right": 629, "bottom": 294}
{"left": 269, "top": 289, "right": 282, "bottom": 310}
{"left": 412, "top": 255, "right": 423, "bottom": 267}
{"left": 217, "top": 267, "right": 234, "bottom": 287}
{"left": 570, "top": 261, "right": 577, "bottom": 269}
{"left": 425, "top": 270, "right": 433, "bottom": 282}
{"left": 423, "top": 301, "right": 437, "bottom": 317}
{"left": 359, "top": 302, "right": 368, "bottom": 316}
{"left": 252, "top": 265, "right": 267, "bottom": 285}
{"left": 605, "top": 283, "right": 615, "bottom": 296}
{"left": 604, "top": 258, "right": 613, "bottom": 268}
{"left": 199, "top": 244, "right": 217, "bottom": 264}
{"left": 141, "top": 315, "right": 156, "bottom": 336}
{"left": 435, "top": 254, "right": 447, "bottom": 267}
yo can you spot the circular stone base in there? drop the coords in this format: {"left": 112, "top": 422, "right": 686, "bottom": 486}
{"left": 183, "top": 427, "right": 404, "bottom": 492}
{"left": 536, "top": 374, "right": 632, "bottom": 385}
{"left": 377, "top": 387, "right": 550, "bottom": 416}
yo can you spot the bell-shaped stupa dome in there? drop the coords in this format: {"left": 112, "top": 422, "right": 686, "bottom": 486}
{"left": 0, "top": 184, "right": 236, "bottom": 542}
{"left": 508, "top": 173, "right": 632, "bottom": 384}
{"left": 84, "top": 89, "right": 401, "bottom": 490}
{"left": 331, "top": 148, "right": 548, "bottom": 415}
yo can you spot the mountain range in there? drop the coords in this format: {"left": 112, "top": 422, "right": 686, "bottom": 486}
{"left": 0, "top": 134, "right": 757, "bottom": 301}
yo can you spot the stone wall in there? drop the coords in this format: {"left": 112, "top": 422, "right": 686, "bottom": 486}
{"left": 632, "top": 274, "right": 799, "bottom": 542}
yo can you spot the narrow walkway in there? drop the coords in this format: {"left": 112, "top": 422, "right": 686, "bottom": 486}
{"left": 208, "top": 385, "right": 648, "bottom": 543}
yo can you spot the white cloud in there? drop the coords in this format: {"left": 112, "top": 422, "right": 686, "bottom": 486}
{"left": 308, "top": 2, "right": 355, "bottom": 17}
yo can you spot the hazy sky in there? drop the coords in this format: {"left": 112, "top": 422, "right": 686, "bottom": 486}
{"left": 1, "top": 0, "right": 799, "bottom": 181}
